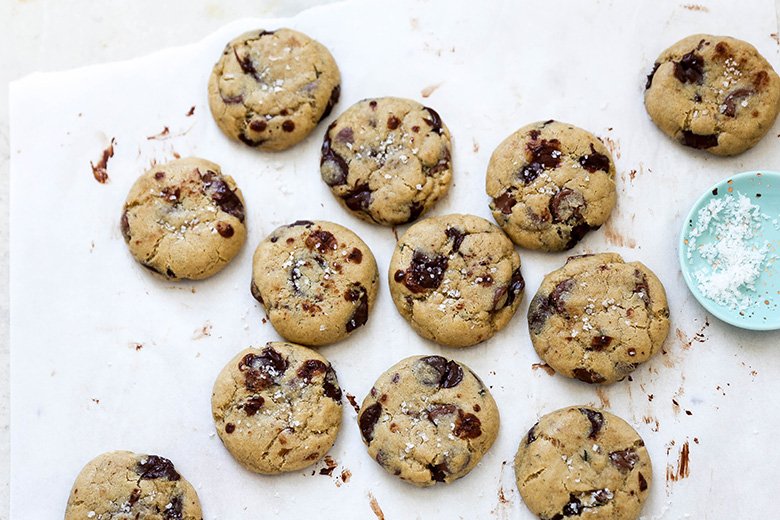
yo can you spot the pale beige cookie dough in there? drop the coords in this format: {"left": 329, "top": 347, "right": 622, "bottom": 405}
{"left": 358, "top": 355, "right": 499, "bottom": 487}
{"left": 208, "top": 28, "right": 340, "bottom": 151}
{"left": 121, "top": 157, "right": 246, "bottom": 281}
{"left": 320, "top": 97, "right": 453, "bottom": 226}
{"left": 645, "top": 34, "right": 780, "bottom": 156}
{"left": 211, "top": 342, "right": 343, "bottom": 474}
{"left": 486, "top": 120, "right": 616, "bottom": 252}
{"left": 388, "top": 214, "right": 524, "bottom": 347}
{"left": 64, "top": 451, "right": 202, "bottom": 520}
{"left": 251, "top": 220, "right": 379, "bottom": 346}
{"left": 527, "top": 253, "right": 670, "bottom": 385}
{"left": 515, "top": 406, "right": 652, "bottom": 520}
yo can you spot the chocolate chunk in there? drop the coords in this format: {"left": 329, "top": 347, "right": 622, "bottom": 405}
{"left": 164, "top": 495, "right": 183, "bottom": 520}
{"left": 345, "top": 286, "right": 369, "bottom": 332}
{"left": 723, "top": 88, "right": 754, "bottom": 117}
{"left": 395, "top": 251, "right": 448, "bottom": 293}
{"left": 427, "top": 404, "right": 457, "bottom": 423}
{"left": 322, "top": 367, "right": 342, "bottom": 402}
{"left": 200, "top": 170, "right": 245, "bottom": 222}
{"left": 549, "top": 188, "right": 585, "bottom": 223}
{"left": 645, "top": 62, "right": 660, "bottom": 89}
{"left": 215, "top": 221, "right": 234, "bottom": 238}
{"left": 550, "top": 279, "right": 574, "bottom": 312}
{"left": 429, "top": 146, "right": 451, "bottom": 175}
{"left": 289, "top": 220, "right": 315, "bottom": 228}
{"left": 590, "top": 335, "right": 613, "bottom": 351}
{"left": 673, "top": 51, "right": 705, "bottom": 84}
{"left": 578, "top": 408, "right": 605, "bottom": 438}
{"left": 415, "top": 356, "right": 463, "bottom": 388}
{"left": 343, "top": 183, "right": 372, "bottom": 212}
{"left": 609, "top": 448, "right": 640, "bottom": 472}
{"left": 319, "top": 84, "right": 341, "bottom": 122}
{"left": 526, "top": 422, "right": 538, "bottom": 444}
{"left": 359, "top": 402, "right": 382, "bottom": 442}
{"left": 282, "top": 120, "right": 295, "bottom": 132}
{"left": 562, "top": 496, "right": 583, "bottom": 516}
{"left": 161, "top": 186, "right": 180, "bottom": 202}
{"left": 387, "top": 115, "right": 401, "bottom": 130}
{"left": 250, "top": 280, "right": 264, "bottom": 304}
{"left": 638, "top": 471, "right": 648, "bottom": 491}
{"left": 335, "top": 127, "right": 354, "bottom": 144}
{"left": 238, "top": 346, "right": 289, "bottom": 391}
{"left": 297, "top": 359, "right": 328, "bottom": 383}
{"left": 445, "top": 227, "right": 465, "bottom": 253}
{"left": 242, "top": 396, "right": 265, "bottom": 416}
{"left": 503, "top": 267, "right": 525, "bottom": 308}
{"left": 238, "top": 132, "right": 266, "bottom": 147}
{"left": 429, "top": 462, "right": 448, "bottom": 482}
{"left": 573, "top": 368, "right": 607, "bottom": 385}
{"left": 422, "top": 106, "right": 443, "bottom": 134}
{"left": 493, "top": 191, "right": 517, "bottom": 215}
{"left": 136, "top": 455, "right": 181, "bottom": 481}
{"left": 225, "top": 423, "right": 235, "bottom": 434}
{"left": 120, "top": 209, "right": 131, "bottom": 241}
{"left": 453, "top": 409, "right": 482, "bottom": 439}
{"left": 369, "top": 100, "right": 378, "bottom": 110}
{"left": 321, "top": 123, "right": 350, "bottom": 186}
{"left": 406, "top": 201, "right": 425, "bottom": 223}
{"left": 578, "top": 143, "right": 611, "bottom": 173}
{"left": 347, "top": 248, "right": 363, "bottom": 263}
{"left": 233, "top": 46, "right": 260, "bottom": 82}
{"left": 305, "top": 230, "right": 338, "bottom": 254}
{"left": 519, "top": 138, "right": 561, "bottom": 184}
{"left": 634, "top": 270, "right": 652, "bottom": 307}
{"left": 566, "top": 222, "right": 596, "bottom": 250}
{"left": 752, "top": 70, "right": 770, "bottom": 90}
{"left": 680, "top": 130, "right": 718, "bottom": 149}
{"left": 249, "top": 119, "right": 267, "bottom": 132}
{"left": 221, "top": 94, "right": 244, "bottom": 104}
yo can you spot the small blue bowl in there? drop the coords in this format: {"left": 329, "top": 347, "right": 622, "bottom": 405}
{"left": 679, "top": 171, "right": 780, "bottom": 330}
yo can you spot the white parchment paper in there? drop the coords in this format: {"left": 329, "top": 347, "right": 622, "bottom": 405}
{"left": 10, "top": 0, "right": 780, "bottom": 518}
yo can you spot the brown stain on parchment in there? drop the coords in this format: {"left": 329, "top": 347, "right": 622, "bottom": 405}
{"left": 368, "top": 492, "right": 385, "bottom": 519}
{"left": 91, "top": 137, "right": 115, "bottom": 183}
{"left": 601, "top": 136, "right": 620, "bottom": 159}
{"left": 682, "top": 4, "right": 709, "bottom": 12}
{"left": 345, "top": 393, "right": 361, "bottom": 414}
{"left": 666, "top": 440, "right": 691, "bottom": 486}
{"left": 595, "top": 388, "right": 611, "bottom": 409}
{"left": 421, "top": 83, "right": 441, "bottom": 97}
{"left": 319, "top": 455, "right": 338, "bottom": 476}
{"left": 603, "top": 220, "right": 637, "bottom": 248}
{"left": 532, "top": 363, "right": 555, "bottom": 376}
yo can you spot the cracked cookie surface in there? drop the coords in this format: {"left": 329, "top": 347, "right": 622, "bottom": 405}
{"left": 208, "top": 28, "right": 340, "bottom": 151}
{"left": 486, "top": 120, "right": 616, "bottom": 252}
{"left": 527, "top": 253, "right": 669, "bottom": 385}
{"left": 121, "top": 157, "right": 246, "bottom": 281}
{"left": 64, "top": 450, "right": 202, "bottom": 520}
{"left": 251, "top": 220, "right": 378, "bottom": 346}
{"left": 515, "top": 406, "right": 652, "bottom": 520}
{"left": 320, "top": 97, "right": 452, "bottom": 226}
{"left": 388, "top": 214, "right": 524, "bottom": 347}
{"left": 211, "top": 342, "right": 343, "bottom": 474}
{"left": 358, "top": 355, "right": 499, "bottom": 487}
{"left": 644, "top": 34, "right": 780, "bottom": 156}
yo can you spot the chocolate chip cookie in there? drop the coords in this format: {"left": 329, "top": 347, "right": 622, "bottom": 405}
{"left": 64, "top": 451, "right": 202, "bottom": 520}
{"left": 320, "top": 97, "right": 453, "bottom": 226}
{"left": 211, "top": 342, "right": 343, "bottom": 474}
{"left": 251, "top": 220, "right": 378, "bottom": 346}
{"left": 527, "top": 253, "right": 670, "bottom": 384}
{"left": 515, "top": 406, "right": 652, "bottom": 520}
{"left": 388, "top": 214, "right": 524, "bottom": 347}
{"left": 121, "top": 157, "right": 246, "bottom": 281}
{"left": 486, "top": 120, "right": 617, "bottom": 252}
{"left": 357, "top": 355, "right": 499, "bottom": 487}
{"left": 645, "top": 34, "right": 780, "bottom": 156}
{"left": 208, "top": 28, "right": 340, "bottom": 151}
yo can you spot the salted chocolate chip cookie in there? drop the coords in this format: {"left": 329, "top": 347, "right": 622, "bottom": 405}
{"left": 211, "top": 342, "right": 343, "bottom": 474}
{"left": 486, "top": 120, "right": 617, "bottom": 252}
{"left": 208, "top": 28, "right": 340, "bottom": 151}
{"left": 121, "top": 157, "right": 246, "bottom": 281}
{"left": 515, "top": 406, "right": 652, "bottom": 520}
{"left": 527, "top": 253, "right": 670, "bottom": 385}
{"left": 320, "top": 97, "right": 453, "bottom": 226}
{"left": 644, "top": 34, "right": 780, "bottom": 156}
{"left": 388, "top": 214, "right": 524, "bottom": 347}
{"left": 251, "top": 220, "right": 378, "bottom": 346}
{"left": 64, "top": 451, "right": 202, "bottom": 520}
{"left": 358, "top": 355, "right": 499, "bottom": 487}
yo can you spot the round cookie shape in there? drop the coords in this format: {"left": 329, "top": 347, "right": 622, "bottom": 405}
{"left": 388, "top": 214, "right": 524, "bottom": 348}
{"left": 320, "top": 97, "right": 453, "bottom": 226}
{"left": 208, "top": 28, "right": 340, "bottom": 151}
{"left": 644, "top": 34, "right": 780, "bottom": 156}
{"left": 121, "top": 157, "right": 247, "bottom": 281}
{"left": 251, "top": 220, "right": 378, "bottom": 346}
{"left": 357, "top": 355, "right": 499, "bottom": 487}
{"left": 211, "top": 342, "right": 343, "bottom": 474}
{"left": 486, "top": 120, "right": 617, "bottom": 252}
{"left": 515, "top": 406, "right": 652, "bottom": 520}
{"left": 527, "top": 253, "right": 670, "bottom": 385}
{"left": 64, "top": 450, "right": 202, "bottom": 520}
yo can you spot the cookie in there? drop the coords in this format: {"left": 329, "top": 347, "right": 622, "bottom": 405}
{"left": 208, "top": 28, "right": 340, "bottom": 151}
{"left": 64, "top": 451, "right": 202, "bottom": 520}
{"left": 251, "top": 220, "right": 378, "bottom": 346}
{"left": 527, "top": 253, "right": 670, "bottom": 385}
{"left": 211, "top": 342, "right": 343, "bottom": 474}
{"left": 388, "top": 214, "right": 524, "bottom": 347}
{"left": 515, "top": 406, "right": 652, "bottom": 520}
{"left": 486, "top": 120, "right": 617, "bottom": 252}
{"left": 121, "top": 157, "right": 246, "bottom": 281}
{"left": 644, "top": 34, "right": 780, "bottom": 156}
{"left": 320, "top": 97, "right": 453, "bottom": 226}
{"left": 357, "top": 355, "right": 499, "bottom": 487}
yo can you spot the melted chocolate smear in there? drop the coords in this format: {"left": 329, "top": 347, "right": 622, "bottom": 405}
{"left": 322, "top": 367, "right": 342, "bottom": 401}
{"left": 346, "top": 287, "right": 369, "bottom": 332}
{"left": 222, "top": 94, "right": 244, "bottom": 104}
{"left": 680, "top": 130, "right": 719, "bottom": 149}
{"left": 573, "top": 368, "right": 607, "bottom": 385}
{"left": 297, "top": 359, "right": 328, "bottom": 382}
{"left": 233, "top": 46, "right": 261, "bottom": 81}
{"left": 723, "top": 88, "right": 754, "bottom": 117}
{"left": 422, "top": 106, "right": 443, "bottom": 135}
{"left": 634, "top": 270, "right": 652, "bottom": 307}
{"left": 526, "top": 422, "right": 538, "bottom": 445}
{"left": 289, "top": 220, "right": 315, "bottom": 228}
{"left": 494, "top": 191, "right": 517, "bottom": 215}
{"left": 201, "top": 170, "right": 245, "bottom": 222}
{"left": 238, "top": 347, "right": 289, "bottom": 391}
{"left": 163, "top": 495, "right": 183, "bottom": 520}
{"left": 137, "top": 455, "right": 181, "bottom": 481}
{"left": 579, "top": 143, "right": 611, "bottom": 173}
{"left": 335, "top": 127, "right": 354, "bottom": 144}
{"left": 453, "top": 409, "right": 482, "bottom": 439}
{"left": 645, "top": 62, "right": 660, "bottom": 89}
{"left": 590, "top": 335, "right": 613, "bottom": 351}
{"left": 120, "top": 209, "right": 131, "bottom": 241}
{"left": 503, "top": 268, "right": 525, "bottom": 308}
{"left": 128, "top": 488, "right": 142, "bottom": 507}
{"left": 406, "top": 201, "right": 425, "bottom": 223}
{"left": 359, "top": 402, "right": 382, "bottom": 442}
{"left": 673, "top": 51, "right": 705, "bottom": 84}
{"left": 445, "top": 227, "right": 465, "bottom": 253}
{"left": 519, "top": 138, "right": 561, "bottom": 184}
{"left": 242, "top": 396, "right": 265, "bottom": 416}
{"left": 396, "top": 251, "right": 448, "bottom": 293}
{"left": 562, "top": 496, "right": 583, "bottom": 516}
{"left": 91, "top": 138, "right": 115, "bottom": 184}
{"left": 319, "top": 84, "right": 341, "bottom": 122}
{"left": 609, "top": 449, "right": 640, "bottom": 472}
{"left": 578, "top": 408, "right": 605, "bottom": 438}
{"left": 427, "top": 404, "right": 457, "bottom": 423}
{"left": 565, "top": 222, "right": 596, "bottom": 250}
{"left": 343, "top": 183, "right": 372, "bottom": 212}
{"left": 549, "top": 188, "right": 585, "bottom": 223}
{"left": 429, "top": 462, "right": 448, "bottom": 482}
{"left": 238, "top": 132, "right": 266, "bottom": 147}
{"left": 305, "top": 230, "right": 338, "bottom": 254}
{"left": 527, "top": 279, "right": 573, "bottom": 335}
{"left": 321, "top": 123, "right": 350, "bottom": 186}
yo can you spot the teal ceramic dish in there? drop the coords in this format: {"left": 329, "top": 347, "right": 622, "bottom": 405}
{"left": 679, "top": 171, "right": 780, "bottom": 330}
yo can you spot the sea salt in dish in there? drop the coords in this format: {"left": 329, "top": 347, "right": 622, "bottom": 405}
{"left": 679, "top": 171, "right": 780, "bottom": 330}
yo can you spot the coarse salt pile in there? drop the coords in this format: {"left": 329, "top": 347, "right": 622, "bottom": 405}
{"left": 686, "top": 192, "right": 774, "bottom": 310}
